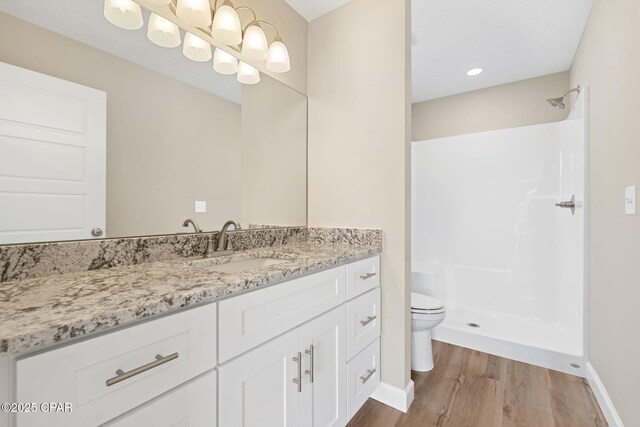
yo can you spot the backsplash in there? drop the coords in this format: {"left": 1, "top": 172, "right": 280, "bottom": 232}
{"left": 0, "top": 227, "right": 382, "bottom": 283}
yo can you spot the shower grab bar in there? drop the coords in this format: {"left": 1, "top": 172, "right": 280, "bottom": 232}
{"left": 555, "top": 195, "right": 576, "bottom": 215}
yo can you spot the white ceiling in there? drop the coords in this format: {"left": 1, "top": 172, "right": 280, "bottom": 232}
{"left": 0, "top": 0, "right": 242, "bottom": 104}
{"left": 284, "top": 0, "right": 352, "bottom": 22}
{"left": 411, "top": 0, "right": 593, "bottom": 103}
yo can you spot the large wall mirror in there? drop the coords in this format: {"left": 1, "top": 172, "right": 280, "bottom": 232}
{"left": 0, "top": 0, "right": 307, "bottom": 245}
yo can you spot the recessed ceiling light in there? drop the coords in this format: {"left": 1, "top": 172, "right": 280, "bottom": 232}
{"left": 466, "top": 67, "right": 483, "bottom": 76}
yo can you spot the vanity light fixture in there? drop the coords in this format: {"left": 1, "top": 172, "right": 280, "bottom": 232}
{"left": 175, "top": 0, "right": 212, "bottom": 28}
{"left": 466, "top": 67, "right": 483, "bottom": 76}
{"left": 241, "top": 21, "right": 268, "bottom": 61}
{"left": 237, "top": 61, "right": 260, "bottom": 84}
{"left": 103, "top": 0, "right": 292, "bottom": 84}
{"left": 211, "top": 1, "right": 242, "bottom": 45}
{"left": 104, "top": 0, "right": 143, "bottom": 30}
{"left": 183, "top": 32, "right": 213, "bottom": 61}
{"left": 147, "top": 12, "right": 182, "bottom": 48}
{"left": 213, "top": 48, "right": 239, "bottom": 74}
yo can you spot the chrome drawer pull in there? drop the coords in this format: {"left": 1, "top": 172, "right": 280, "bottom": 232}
{"left": 360, "top": 368, "right": 376, "bottom": 384}
{"left": 106, "top": 352, "right": 178, "bottom": 387}
{"left": 359, "top": 272, "right": 376, "bottom": 280}
{"left": 292, "top": 352, "right": 302, "bottom": 392}
{"left": 360, "top": 315, "right": 377, "bottom": 326}
{"left": 305, "top": 345, "right": 315, "bottom": 383}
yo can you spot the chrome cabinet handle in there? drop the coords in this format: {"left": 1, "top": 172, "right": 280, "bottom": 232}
{"left": 106, "top": 352, "right": 178, "bottom": 387}
{"left": 292, "top": 352, "right": 302, "bottom": 392}
{"left": 360, "top": 368, "right": 376, "bottom": 384}
{"left": 360, "top": 272, "right": 376, "bottom": 280}
{"left": 305, "top": 345, "right": 314, "bottom": 383}
{"left": 91, "top": 228, "right": 103, "bottom": 237}
{"left": 360, "top": 315, "right": 377, "bottom": 326}
{"left": 555, "top": 195, "right": 576, "bottom": 215}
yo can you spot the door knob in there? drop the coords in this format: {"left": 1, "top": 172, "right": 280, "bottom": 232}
{"left": 91, "top": 228, "right": 104, "bottom": 237}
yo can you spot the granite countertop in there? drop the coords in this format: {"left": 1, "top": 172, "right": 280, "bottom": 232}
{"left": 0, "top": 242, "right": 381, "bottom": 356}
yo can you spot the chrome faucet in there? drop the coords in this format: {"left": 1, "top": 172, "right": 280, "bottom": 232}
{"left": 183, "top": 218, "right": 215, "bottom": 258}
{"left": 215, "top": 220, "right": 242, "bottom": 255}
{"left": 182, "top": 218, "right": 202, "bottom": 233}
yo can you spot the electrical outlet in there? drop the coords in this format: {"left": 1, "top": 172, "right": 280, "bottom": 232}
{"left": 625, "top": 186, "right": 636, "bottom": 215}
{"left": 195, "top": 201, "right": 206, "bottom": 213}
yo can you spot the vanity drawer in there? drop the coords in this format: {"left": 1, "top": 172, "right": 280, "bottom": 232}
{"left": 346, "top": 256, "right": 380, "bottom": 299}
{"left": 347, "top": 338, "right": 380, "bottom": 421}
{"left": 218, "top": 266, "right": 346, "bottom": 362}
{"left": 103, "top": 370, "right": 217, "bottom": 427}
{"left": 347, "top": 287, "right": 381, "bottom": 360}
{"left": 15, "top": 304, "right": 217, "bottom": 427}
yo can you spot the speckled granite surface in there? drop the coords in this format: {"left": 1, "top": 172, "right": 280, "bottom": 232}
{"left": 0, "top": 227, "right": 307, "bottom": 283}
{"left": 0, "top": 239, "right": 381, "bottom": 356}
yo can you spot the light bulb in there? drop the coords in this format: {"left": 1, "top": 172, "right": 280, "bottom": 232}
{"left": 104, "top": 0, "right": 143, "bottom": 30}
{"left": 237, "top": 61, "right": 260, "bottom": 84}
{"left": 213, "top": 48, "right": 238, "bottom": 75}
{"left": 183, "top": 32, "right": 212, "bottom": 62}
{"left": 266, "top": 39, "right": 290, "bottom": 73}
{"left": 147, "top": 13, "right": 181, "bottom": 48}
{"left": 176, "top": 0, "right": 212, "bottom": 28}
{"left": 241, "top": 23, "right": 268, "bottom": 61}
{"left": 211, "top": 3, "right": 242, "bottom": 46}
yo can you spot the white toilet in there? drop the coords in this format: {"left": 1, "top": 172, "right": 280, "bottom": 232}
{"left": 411, "top": 292, "right": 446, "bottom": 372}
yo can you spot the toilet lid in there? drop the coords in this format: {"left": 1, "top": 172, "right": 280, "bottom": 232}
{"left": 411, "top": 292, "right": 444, "bottom": 310}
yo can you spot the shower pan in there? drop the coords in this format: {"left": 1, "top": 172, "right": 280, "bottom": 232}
{"left": 411, "top": 89, "right": 589, "bottom": 375}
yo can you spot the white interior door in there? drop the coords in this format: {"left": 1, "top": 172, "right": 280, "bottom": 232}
{"left": 0, "top": 61, "right": 106, "bottom": 244}
{"left": 300, "top": 306, "right": 347, "bottom": 427}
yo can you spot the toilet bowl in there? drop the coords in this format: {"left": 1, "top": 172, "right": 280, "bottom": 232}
{"left": 411, "top": 292, "right": 446, "bottom": 372}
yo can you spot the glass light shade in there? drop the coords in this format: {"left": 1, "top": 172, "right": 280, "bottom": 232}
{"left": 183, "top": 32, "right": 212, "bottom": 62}
{"left": 176, "top": 0, "right": 212, "bottom": 28}
{"left": 147, "top": 13, "right": 181, "bottom": 48}
{"left": 241, "top": 23, "right": 268, "bottom": 61}
{"left": 104, "top": 0, "right": 143, "bottom": 30}
{"left": 211, "top": 4, "right": 242, "bottom": 46}
{"left": 237, "top": 61, "right": 260, "bottom": 84}
{"left": 141, "top": 0, "right": 172, "bottom": 5}
{"left": 266, "top": 40, "right": 290, "bottom": 73}
{"left": 213, "top": 48, "right": 238, "bottom": 75}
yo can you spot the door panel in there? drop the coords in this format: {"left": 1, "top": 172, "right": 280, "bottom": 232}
{"left": 300, "top": 306, "right": 347, "bottom": 427}
{"left": 218, "top": 329, "right": 301, "bottom": 427}
{"left": 0, "top": 61, "right": 106, "bottom": 244}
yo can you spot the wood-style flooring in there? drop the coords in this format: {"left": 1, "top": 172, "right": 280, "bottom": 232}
{"left": 347, "top": 341, "right": 607, "bottom": 427}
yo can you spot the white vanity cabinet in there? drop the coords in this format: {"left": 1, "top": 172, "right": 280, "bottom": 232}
{"left": 219, "top": 305, "right": 347, "bottom": 427}
{"left": 14, "top": 303, "right": 217, "bottom": 427}
{"left": 6, "top": 254, "right": 381, "bottom": 427}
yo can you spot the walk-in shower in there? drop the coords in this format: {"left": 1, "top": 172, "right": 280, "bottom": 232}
{"left": 411, "top": 89, "right": 588, "bottom": 375}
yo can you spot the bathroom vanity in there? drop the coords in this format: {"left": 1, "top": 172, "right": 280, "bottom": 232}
{"left": 0, "top": 243, "right": 381, "bottom": 427}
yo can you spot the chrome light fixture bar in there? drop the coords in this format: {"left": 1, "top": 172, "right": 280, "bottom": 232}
{"left": 103, "top": 0, "right": 291, "bottom": 85}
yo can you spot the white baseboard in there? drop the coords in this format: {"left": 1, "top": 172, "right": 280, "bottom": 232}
{"left": 585, "top": 362, "right": 624, "bottom": 427}
{"left": 370, "top": 379, "right": 415, "bottom": 413}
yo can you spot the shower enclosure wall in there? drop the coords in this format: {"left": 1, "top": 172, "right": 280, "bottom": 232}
{"left": 411, "top": 90, "right": 588, "bottom": 375}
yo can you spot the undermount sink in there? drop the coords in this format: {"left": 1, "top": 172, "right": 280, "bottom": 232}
{"left": 189, "top": 256, "right": 290, "bottom": 273}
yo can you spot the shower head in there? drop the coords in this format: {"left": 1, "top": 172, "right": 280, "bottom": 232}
{"left": 547, "top": 85, "right": 581, "bottom": 109}
{"left": 547, "top": 96, "right": 566, "bottom": 109}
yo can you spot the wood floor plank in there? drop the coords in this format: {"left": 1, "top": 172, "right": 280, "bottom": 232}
{"left": 347, "top": 341, "right": 608, "bottom": 427}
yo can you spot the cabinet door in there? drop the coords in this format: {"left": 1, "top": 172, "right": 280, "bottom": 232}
{"left": 103, "top": 370, "right": 216, "bottom": 427}
{"left": 300, "top": 306, "right": 347, "bottom": 427}
{"left": 218, "top": 329, "right": 301, "bottom": 427}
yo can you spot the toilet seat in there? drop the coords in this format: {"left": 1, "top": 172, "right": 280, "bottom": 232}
{"left": 411, "top": 292, "right": 445, "bottom": 314}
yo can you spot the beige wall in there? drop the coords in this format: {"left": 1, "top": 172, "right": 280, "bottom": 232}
{"left": 0, "top": 13, "right": 242, "bottom": 237}
{"left": 570, "top": 0, "right": 640, "bottom": 424}
{"left": 241, "top": 76, "right": 307, "bottom": 227}
{"left": 242, "top": 0, "right": 308, "bottom": 95}
{"left": 308, "top": 0, "right": 412, "bottom": 390}
{"left": 412, "top": 72, "right": 570, "bottom": 141}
